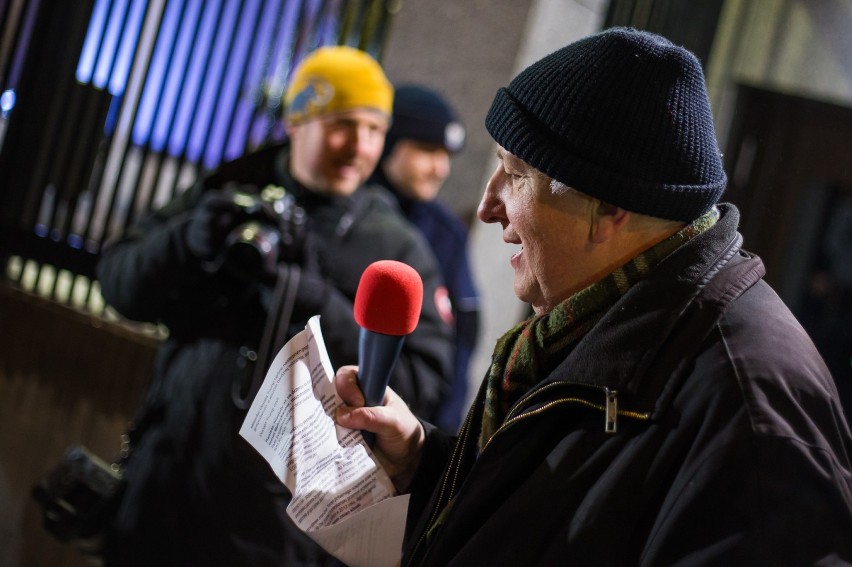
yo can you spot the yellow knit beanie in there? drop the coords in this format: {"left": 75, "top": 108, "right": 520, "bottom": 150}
{"left": 284, "top": 46, "right": 393, "bottom": 124}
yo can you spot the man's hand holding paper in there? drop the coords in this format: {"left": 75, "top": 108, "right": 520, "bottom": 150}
{"left": 239, "top": 316, "right": 411, "bottom": 567}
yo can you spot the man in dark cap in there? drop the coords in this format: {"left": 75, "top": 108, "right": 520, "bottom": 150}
{"left": 333, "top": 27, "right": 852, "bottom": 565}
{"left": 371, "top": 84, "right": 479, "bottom": 433}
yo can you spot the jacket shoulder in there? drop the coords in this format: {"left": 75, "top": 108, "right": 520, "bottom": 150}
{"left": 202, "top": 144, "right": 286, "bottom": 189}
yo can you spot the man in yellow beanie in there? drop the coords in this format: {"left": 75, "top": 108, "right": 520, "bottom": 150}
{"left": 284, "top": 45, "right": 393, "bottom": 195}
{"left": 96, "top": 45, "right": 453, "bottom": 566}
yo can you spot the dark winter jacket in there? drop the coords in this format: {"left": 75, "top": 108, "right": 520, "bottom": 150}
{"left": 96, "top": 143, "right": 453, "bottom": 566}
{"left": 402, "top": 204, "right": 852, "bottom": 566}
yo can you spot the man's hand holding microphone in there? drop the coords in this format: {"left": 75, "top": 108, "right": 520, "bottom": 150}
{"left": 333, "top": 260, "right": 427, "bottom": 493}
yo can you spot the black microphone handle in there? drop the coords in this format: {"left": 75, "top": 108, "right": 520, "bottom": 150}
{"left": 357, "top": 328, "right": 405, "bottom": 446}
{"left": 357, "top": 328, "right": 405, "bottom": 406}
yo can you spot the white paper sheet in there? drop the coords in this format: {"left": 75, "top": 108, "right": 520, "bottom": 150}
{"left": 239, "top": 316, "right": 409, "bottom": 567}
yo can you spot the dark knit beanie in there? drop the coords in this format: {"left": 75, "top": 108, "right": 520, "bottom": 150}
{"left": 485, "top": 27, "right": 726, "bottom": 222}
{"left": 384, "top": 84, "right": 466, "bottom": 157}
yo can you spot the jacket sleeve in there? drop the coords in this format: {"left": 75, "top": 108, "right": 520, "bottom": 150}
{"left": 640, "top": 418, "right": 852, "bottom": 566}
{"left": 96, "top": 183, "right": 214, "bottom": 324}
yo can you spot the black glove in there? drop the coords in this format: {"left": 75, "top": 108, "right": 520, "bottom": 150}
{"left": 185, "top": 189, "right": 246, "bottom": 261}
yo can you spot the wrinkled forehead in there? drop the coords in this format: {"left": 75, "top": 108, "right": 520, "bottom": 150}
{"left": 496, "top": 146, "right": 550, "bottom": 183}
{"left": 496, "top": 146, "right": 532, "bottom": 170}
{"left": 496, "top": 145, "right": 593, "bottom": 200}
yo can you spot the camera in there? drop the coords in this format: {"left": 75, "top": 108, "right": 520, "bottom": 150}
{"left": 32, "top": 445, "right": 125, "bottom": 556}
{"left": 221, "top": 184, "right": 306, "bottom": 279}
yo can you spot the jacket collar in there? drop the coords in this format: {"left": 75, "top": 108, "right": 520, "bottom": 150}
{"left": 540, "top": 203, "right": 764, "bottom": 413}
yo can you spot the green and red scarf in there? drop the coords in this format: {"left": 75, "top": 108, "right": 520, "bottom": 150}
{"left": 479, "top": 207, "right": 719, "bottom": 449}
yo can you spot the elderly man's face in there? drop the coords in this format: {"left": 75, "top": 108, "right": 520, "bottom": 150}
{"left": 287, "top": 109, "right": 389, "bottom": 196}
{"left": 477, "top": 146, "right": 600, "bottom": 315}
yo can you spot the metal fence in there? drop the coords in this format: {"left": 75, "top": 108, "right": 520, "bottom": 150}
{"left": 0, "top": 0, "right": 397, "bottom": 315}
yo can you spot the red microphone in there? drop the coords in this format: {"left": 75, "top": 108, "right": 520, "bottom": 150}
{"left": 354, "top": 260, "right": 423, "bottom": 409}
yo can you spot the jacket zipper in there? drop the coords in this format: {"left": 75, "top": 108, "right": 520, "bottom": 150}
{"left": 407, "top": 384, "right": 650, "bottom": 566}
{"left": 485, "top": 384, "right": 650, "bottom": 452}
{"left": 605, "top": 387, "right": 618, "bottom": 433}
{"left": 408, "top": 403, "right": 476, "bottom": 567}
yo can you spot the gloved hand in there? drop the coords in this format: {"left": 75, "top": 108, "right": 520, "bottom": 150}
{"left": 185, "top": 188, "right": 246, "bottom": 260}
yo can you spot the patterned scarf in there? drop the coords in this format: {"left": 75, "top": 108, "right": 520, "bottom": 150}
{"left": 478, "top": 207, "right": 719, "bottom": 449}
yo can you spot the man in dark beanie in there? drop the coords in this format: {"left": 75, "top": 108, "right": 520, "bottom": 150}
{"left": 371, "top": 84, "right": 479, "bottom": 434}
{"left": 332, "top": 27, "right": 852, "bottom": 565}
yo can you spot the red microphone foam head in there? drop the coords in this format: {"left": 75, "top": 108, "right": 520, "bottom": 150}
{"left": 354, "top": 260, "right": 423, "bottom": 336}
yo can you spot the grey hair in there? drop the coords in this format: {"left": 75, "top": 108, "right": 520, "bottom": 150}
{"left": 549, "top": 178, "right": 574, "bottom": 196}
{"left": 548, "top": 176, "right": 688, "bottom": 232}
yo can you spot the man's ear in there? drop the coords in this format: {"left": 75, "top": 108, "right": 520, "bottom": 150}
{"left": 590, "top": 201, "right": 630, "bottom": 243}
{"left": 284, "top": 118, "right": 299, "bottom": 139}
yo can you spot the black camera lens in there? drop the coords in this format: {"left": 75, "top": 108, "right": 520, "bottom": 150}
{"left": 222, "top": 221, "right": 282, "bottom": 279}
